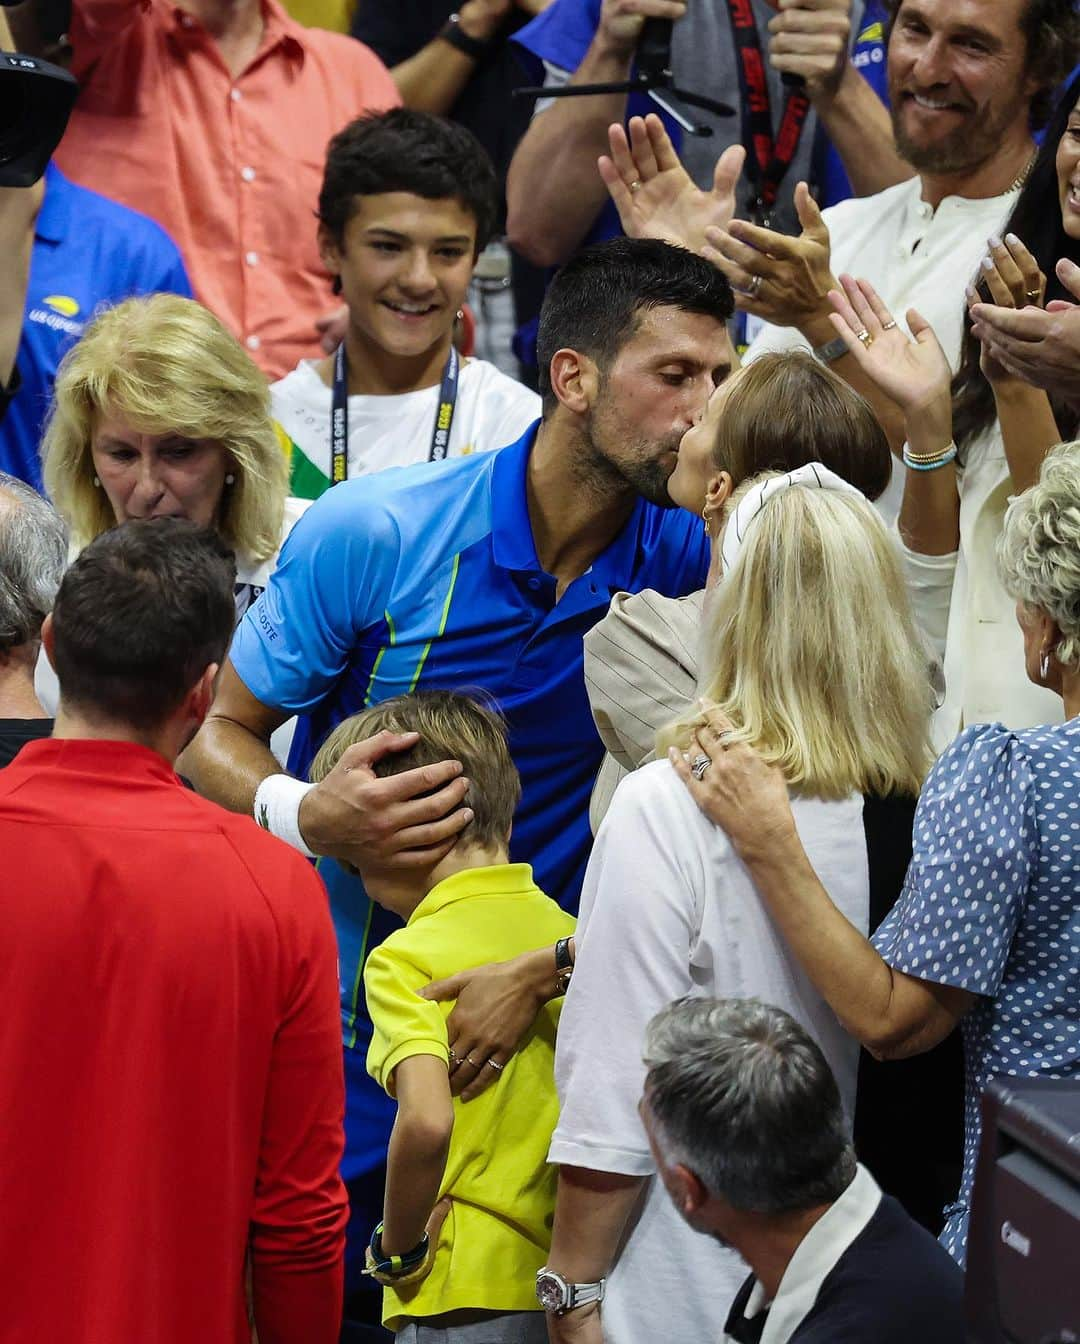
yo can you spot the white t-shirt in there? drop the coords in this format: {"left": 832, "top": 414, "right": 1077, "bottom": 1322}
{"left": 551, "top": 760, "right": 869, "bottom": 1344}
{"left": 270, "top": 356, "right": 540, "bottom": 498}
{"left": 745, "top": 175, "right": 1018, "bottom": 526}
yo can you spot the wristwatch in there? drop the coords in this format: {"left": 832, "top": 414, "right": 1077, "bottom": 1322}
{"left": 536, "top": 1267, "right": 605, "bottom": 1315}
{"left": 812, "top": 333, "right": 850, "bottom": 365}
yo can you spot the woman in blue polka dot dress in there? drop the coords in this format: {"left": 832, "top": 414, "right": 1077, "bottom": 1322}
{"left": 671, "top": 441, "right": 1080, "bottom": 1264}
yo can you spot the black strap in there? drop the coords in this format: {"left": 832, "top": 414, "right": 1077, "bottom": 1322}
{"left": 724, "top": 0, "right": 813, "bottom": 225}
{"left": 331, "top": 341, "right": 461, "bottom": 485}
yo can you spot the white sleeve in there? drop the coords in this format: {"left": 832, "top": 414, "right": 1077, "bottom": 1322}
{"left": 551, "top": 769, "right": 701, "bottom": 1175}
{"left": 898, "top": 539, "right": 958, "bottom": 662}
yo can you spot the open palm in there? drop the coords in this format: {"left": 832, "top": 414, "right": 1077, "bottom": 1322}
{"left": 828, "top": 275, "right": 952, "bottom": 419}
{"left": 599, "top": 113, "right": 744, "bottom": 256}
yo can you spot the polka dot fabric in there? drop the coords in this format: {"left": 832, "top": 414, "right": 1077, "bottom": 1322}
{"left": 873, "top": 718, "right": 1080, "bottom": 1264}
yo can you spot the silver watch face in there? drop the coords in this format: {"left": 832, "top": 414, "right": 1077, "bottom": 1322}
{"left": 536, "top": 1270, "right": 569, "bottom": 1312}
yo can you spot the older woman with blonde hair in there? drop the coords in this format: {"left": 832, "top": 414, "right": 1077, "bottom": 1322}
{"left": 42, "top": 293, "right": 297, "bottom": 616}
{"left": 675, "top": 440, "right": 1080, "bottom": 1269}
{"left": 542, "top": 467, "right": 935, "bottom": 1344}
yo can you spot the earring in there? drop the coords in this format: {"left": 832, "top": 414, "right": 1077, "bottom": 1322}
{"left": 225, "top": 473, "right": 236, "bottom": 486}
{"left": 92, "top": 475, "right": 101, "bottom": 488}
{"left": 701, "top": 501, "right": 711, "bottom": 535}
{"left": 1040, "top": 648, "right": 1052, "bottom": 680}
{"left": 456, "top": 309, "right": 464, "bottom": 322}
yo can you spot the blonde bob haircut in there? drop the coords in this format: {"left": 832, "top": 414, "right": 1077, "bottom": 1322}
{"left": 42, "top": 294, "right": 287, "bottom": 563}
{"left": 310, "top": 689, "right": 521, "bottom": 850}
{"left": 998, "top": 439, "right": 1080, "bottom": 671}
{"left": 659, "top": 474, "right": 934, "bottom": 799}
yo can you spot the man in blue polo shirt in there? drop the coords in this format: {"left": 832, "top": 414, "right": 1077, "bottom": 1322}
{"left": 0, "top": 163, "right": 191, "bottom": 491}
{"left": 187, "top": 235, "right": 733, "bottom": 1298}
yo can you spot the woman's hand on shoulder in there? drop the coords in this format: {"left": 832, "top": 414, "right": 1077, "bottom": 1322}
{"left": 668, "top": 700, "right": 797, "bottom": 864}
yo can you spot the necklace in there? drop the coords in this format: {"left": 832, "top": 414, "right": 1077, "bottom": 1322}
{"left": 1008, "top": 149, "right": 1039, "bottom": 193}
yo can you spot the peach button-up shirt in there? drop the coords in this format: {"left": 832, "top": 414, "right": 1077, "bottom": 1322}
{"left": 55, "top": 0, "right": 399, "bottom": 378}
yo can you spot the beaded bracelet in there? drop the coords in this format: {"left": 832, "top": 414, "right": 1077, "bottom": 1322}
{"left": 902, "top": 441, "right": 958, "bottom": 472}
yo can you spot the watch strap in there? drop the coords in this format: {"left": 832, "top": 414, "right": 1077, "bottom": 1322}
{"left": 438, "top": 13, "right": 492, "bottom": 60}
{"left": 567, "top": 1279, "right": 605, "bottom": 1311}
{"left": 812, "top": 334, "right": 850, "bottom": 365}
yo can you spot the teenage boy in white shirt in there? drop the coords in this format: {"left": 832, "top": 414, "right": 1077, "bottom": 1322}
{"left": 272, "top": 108, "right": 539, "bottom": 500}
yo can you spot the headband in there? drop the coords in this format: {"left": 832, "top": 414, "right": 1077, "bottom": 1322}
{"left": 719, "top": 462, "right": 866, "bottom": 575}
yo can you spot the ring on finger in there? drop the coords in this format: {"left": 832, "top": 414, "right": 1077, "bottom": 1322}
{"left": 1025, "top": 288, "right": 1041, "bottom": 301}
{"left": 715, "top": 729, "right": 736, "bottom": 747}
{"left": 746, "top": 274, "right": 762, "bottom": 300}
{"left": 855, "top": 328, "right": 873, "bottom": 347}
{"left": 464, "top": 1055, "right": 482, "bottom": 1069}
{"left": 448, "top": 1047, "right": 459, "bottom": 1064}
{"left": 483, "top": 1058, "right": 504, "bottom": 1072}
{"left": 881, "top": 320, "right": 898, "bottom": 332}
{"left": 629, "top": 179, "right": 642, "bottom": 193}
{"left": 690, "top": 753, "right": 712, "bottom": 781}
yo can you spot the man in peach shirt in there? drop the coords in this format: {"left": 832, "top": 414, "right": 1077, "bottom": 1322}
{"left": 55, "top": 0, "right": 400, "bottom": 378}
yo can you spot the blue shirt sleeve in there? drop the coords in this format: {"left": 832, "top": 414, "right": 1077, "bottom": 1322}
{"left": 229, "top": 480, "right": 403, "bottom": 713}
{"left": 872, "top": 724, "right": 1036, "bottom": 998}
{"left": 512, "top": 0, "right": 602, "bottom": 75}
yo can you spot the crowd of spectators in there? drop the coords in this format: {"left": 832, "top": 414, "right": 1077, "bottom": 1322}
{"left": 1, "top": 0, "right": 1078, "bottom": 1342}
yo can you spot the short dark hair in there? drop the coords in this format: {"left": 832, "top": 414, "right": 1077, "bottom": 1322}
{"left": 883, "top": 0, "right": 1080, "bottom": 130}
{"left": 535, "top": 238, "right": 735, "bottom": 413}
{"left": 317, "top": 108, "right": 499, "bottom": 253}
{"left": 308, "top": 689, "right": 520, "bottom": 850}
{"left": 644, "top": 997, "right": 856, "bottom": 1215}
{"left": 51, "top": 519, "right": 236, "bottom": 731}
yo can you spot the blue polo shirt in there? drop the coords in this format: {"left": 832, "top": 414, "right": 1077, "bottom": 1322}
{"left": 0, "top": 164, "right": 191, "bottom": 492}
{"left": 231, "top": 421, "right": 708, "bottom": 1187}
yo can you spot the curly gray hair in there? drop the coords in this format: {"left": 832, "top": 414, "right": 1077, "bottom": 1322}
{"left": 998, "top": 441, "right": 1080, "bottom": 671}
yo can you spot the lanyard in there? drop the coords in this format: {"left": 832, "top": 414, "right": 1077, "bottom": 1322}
{"left": 330, "top": 341, "right": 461, "bottom": 485}
{"left": 724, "top": 0, "right": 813, "bottom": 225}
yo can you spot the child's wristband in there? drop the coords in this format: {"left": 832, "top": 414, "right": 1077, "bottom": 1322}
{"left": 365, "top": 1222, "right": 430, "bottom": 1279}
{"left": 253, "top": 774, "right": 318, "bottom": 858}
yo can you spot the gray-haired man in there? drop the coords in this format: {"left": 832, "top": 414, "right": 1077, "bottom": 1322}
{"left": 641, "top": 998, "right": 964, "bottom": 1344}
{"left": 0, "top": 471, "right": 67, "bottom": 764}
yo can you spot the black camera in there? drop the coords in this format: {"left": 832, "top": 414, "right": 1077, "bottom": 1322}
{"left": 0, "top": 50, "right": 77, "bottom": 187}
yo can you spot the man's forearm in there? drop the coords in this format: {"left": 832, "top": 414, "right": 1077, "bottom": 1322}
{"left": 814, "top": 65, "right": 912, "bottom": 197}
{"left": 506, "top": 41, "right": 633, "bottom": 267}
{"left": 548, "top": 1166, "right": 645, "bottom": 1281}
{"left": 390, "top": 40, "right": 478, "bottom": 114}
{"left": 182, "top": 715, "right": 283, "bottom": 814}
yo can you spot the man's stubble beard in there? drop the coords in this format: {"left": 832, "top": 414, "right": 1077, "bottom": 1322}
{"left": 888, "top": 82, "right": 1032, "bottom": 178}
{"left": 577, "top": 406, "right": 680, "bottom": 511}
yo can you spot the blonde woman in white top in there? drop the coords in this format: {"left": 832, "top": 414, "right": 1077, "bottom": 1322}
{"left": 544, "top": 468, "right": 934, "bottom": 1344}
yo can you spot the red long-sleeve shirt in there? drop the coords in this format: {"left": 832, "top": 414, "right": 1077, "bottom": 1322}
{"left": 0, "top": 738, "right": 347, "bottom": 1344}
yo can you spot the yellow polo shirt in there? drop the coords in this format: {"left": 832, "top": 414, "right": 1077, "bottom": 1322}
{"left": 364, "top": 863, "right": 575, "bottom": 1330}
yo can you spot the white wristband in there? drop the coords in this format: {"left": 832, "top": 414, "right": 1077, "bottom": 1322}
{"left": 254, "top": 774, "right": 318, "bottom": 858}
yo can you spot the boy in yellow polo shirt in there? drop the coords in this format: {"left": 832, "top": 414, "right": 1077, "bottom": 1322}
{"left": 309, "top": 690, "right": 574, "bottom": 1342}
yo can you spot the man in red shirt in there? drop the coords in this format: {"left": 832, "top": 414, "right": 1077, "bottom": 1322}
{"left": 55, "top": 0, "right": 400, "bottom": 378}
{"left": 0, "top": 519, "right": 348, "bottom": 1344}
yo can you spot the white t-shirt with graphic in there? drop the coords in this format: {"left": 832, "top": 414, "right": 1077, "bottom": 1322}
{"left": 271, "top": 356, "right": 541, "bottom": 499}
